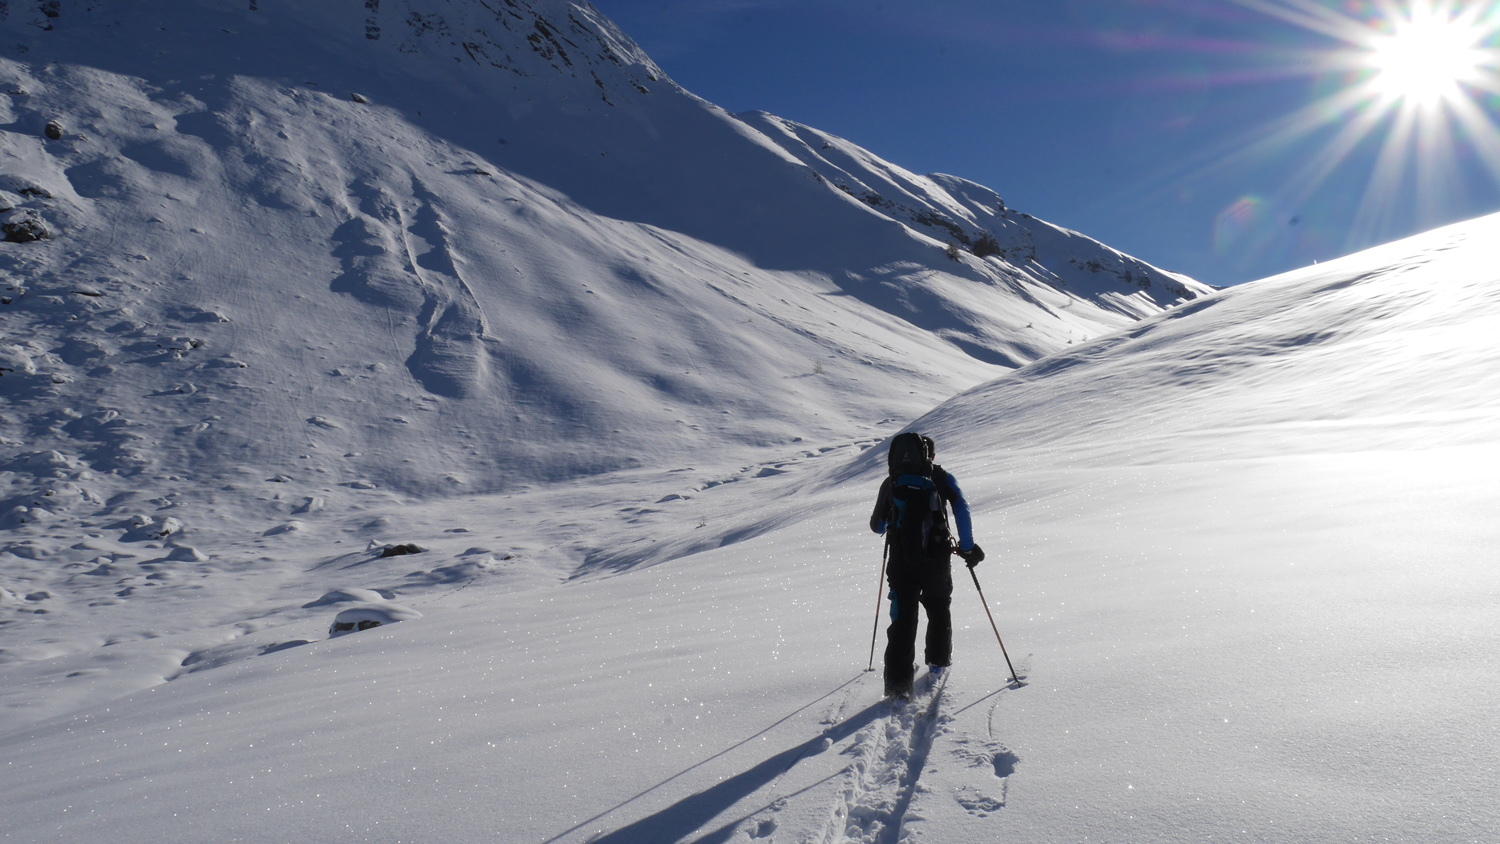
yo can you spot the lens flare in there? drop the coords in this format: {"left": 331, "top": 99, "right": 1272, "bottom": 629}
{"left": 1214, "top": 0, "right": 1500, "bottom": 258}
{"left": 1214, "top": 196, "right": 1269, "bottom": 255}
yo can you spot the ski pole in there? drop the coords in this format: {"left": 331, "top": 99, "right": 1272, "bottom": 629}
{"left": 967, "top": 564, "right": 1020, "bottom": 684}
{"left": 866, "top": 541, "right": 889, "bottom": 672}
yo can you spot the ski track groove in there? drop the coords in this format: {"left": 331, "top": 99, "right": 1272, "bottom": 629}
{"left": 821, "top": 671, "right": 948, "bottom": 844}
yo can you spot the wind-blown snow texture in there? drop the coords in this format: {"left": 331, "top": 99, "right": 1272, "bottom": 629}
{"left": 2, "top": 2, "right": 1495, "bottom": 843}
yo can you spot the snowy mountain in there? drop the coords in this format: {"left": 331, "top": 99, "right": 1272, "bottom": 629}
{"left": 0, "top": 0, "right": 1207, "bottom": 496}
{"left": 0, "top": 0, "right": 1216, "bottom": 737}
{"left": 0, "top": 0, "right": 1209, "bottom": 750}
{"left": 10, "top": 3, "right": 1490, "bottom": 844}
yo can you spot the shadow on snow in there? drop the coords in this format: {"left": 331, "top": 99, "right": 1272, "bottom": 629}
{"left": 541, "top": 674, "right": 878, "bottom": 844}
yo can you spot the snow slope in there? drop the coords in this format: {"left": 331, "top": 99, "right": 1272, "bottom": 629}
{"left": 7, "top": 2, "right": 1494, "bottom": 843}
{"left": 1, "top": 0, "right": 1207, "bottom": 735}
{"left": 3, "top": 205, "right": 1496, "bottom": 844}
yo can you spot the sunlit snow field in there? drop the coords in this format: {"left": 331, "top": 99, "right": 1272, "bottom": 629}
{"left": 6, "top": 214, "right": 1498, "bottom": 844}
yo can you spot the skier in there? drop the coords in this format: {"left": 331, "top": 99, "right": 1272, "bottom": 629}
{"left": 870, "top": 432, "right": 984, "bottom": 699}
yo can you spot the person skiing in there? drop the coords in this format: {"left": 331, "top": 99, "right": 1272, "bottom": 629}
{"left": 870, "top": 432, "right": 984, "bottom": 699}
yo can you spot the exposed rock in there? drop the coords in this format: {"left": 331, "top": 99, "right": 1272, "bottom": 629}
{"left": 150, "top": 517, "right": 183, "bottom": 538}
{"left": 328, "top": 601, "right": 422, "bottom": 636}
{"left": 2, "top": 209, "right": 50, "bottom": 243}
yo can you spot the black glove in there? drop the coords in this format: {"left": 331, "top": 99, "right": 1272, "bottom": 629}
{"left": 958, "top": 543, "right": 985, "bottom": 568}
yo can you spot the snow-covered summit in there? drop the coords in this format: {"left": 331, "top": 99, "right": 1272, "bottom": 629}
{"left": 7, "top": 0, "right": 668, "bottom": 96}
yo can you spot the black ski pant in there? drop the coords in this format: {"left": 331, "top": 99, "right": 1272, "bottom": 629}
{"left": 883, "top": 550, "right": 954, "bottom": 693}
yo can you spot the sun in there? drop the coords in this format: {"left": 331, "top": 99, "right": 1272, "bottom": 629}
{"left": 1199, "top": 0, "right": 1500, "bottom": 256}
{"left": 1360, "top": 4, "right": 1492, "bottom": 107}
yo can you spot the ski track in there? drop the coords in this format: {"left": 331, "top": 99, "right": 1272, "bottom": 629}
{"left": 821, "top": 671, "right": 948, "bottom": 844}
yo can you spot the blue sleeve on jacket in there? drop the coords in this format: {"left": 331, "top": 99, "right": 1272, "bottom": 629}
{"left": 943, "top": 471, "right": 975, "bottom": 551}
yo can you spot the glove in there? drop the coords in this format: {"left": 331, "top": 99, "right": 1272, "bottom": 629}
{"left": 958, "top": 543, "right": 985, "bottom": 568}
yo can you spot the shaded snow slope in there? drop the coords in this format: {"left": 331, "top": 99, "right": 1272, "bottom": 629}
{"left": 2, "top": 207, "right": 1496, "bottom": 843}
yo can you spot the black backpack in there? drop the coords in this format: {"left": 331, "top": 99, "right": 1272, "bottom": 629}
{"left": 886, "top": 432, "right": 951, "bottom": 562}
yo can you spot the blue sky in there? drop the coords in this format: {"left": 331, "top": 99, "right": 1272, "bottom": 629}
{"left": 590, "top": 0, "right": 1500, "bottom": 286}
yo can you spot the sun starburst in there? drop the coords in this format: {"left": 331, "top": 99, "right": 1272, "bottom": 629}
{"left": 1362, "top": 3, "right": 1493, "bottom": 107}
{"left": 1209, "top": 0, "right": 1500, "bottom": 262}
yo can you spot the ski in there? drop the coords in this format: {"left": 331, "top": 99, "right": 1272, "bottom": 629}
{"left": 889, "top": 665, "right": 948, "bottom": 717}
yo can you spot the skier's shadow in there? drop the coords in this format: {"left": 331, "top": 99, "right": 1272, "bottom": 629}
{"left": 541, "top": 673, "right": 882, "bottom": 844}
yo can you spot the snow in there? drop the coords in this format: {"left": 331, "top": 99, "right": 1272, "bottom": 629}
{"left": 2, "top": 1, "right": 1497, "bottom": 843}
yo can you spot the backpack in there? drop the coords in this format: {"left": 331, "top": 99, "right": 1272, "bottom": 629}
{"left": 886, "top": 432, "right": 951, "bottom": 562}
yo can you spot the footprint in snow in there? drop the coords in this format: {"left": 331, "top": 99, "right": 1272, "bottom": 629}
{"left": 955, "top": 786, "right": 1005, "bottom": 816}
{"left": 947, "top": 744, "right": 1017, "bottom": 816}
{"left": 954, "top": 738, "right": 1018, "bottom": 778}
